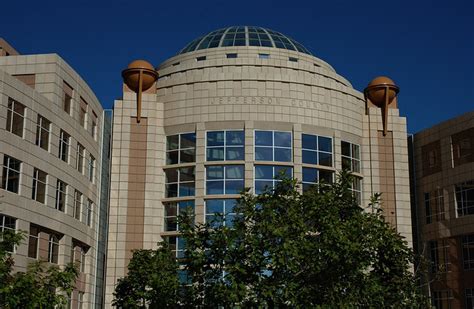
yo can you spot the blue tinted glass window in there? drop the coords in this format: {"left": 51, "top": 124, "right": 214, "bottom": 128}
{"left": 167, "top": 133, "right": 196, "bottom": 164}
{"left": 165, "top": 167, "right": 195, "bottom": 198}
{"left": 207, "top": 130, "right": 244, "bottom": 161}
{"left": 302, "top": 133, "right": 332, "bottom": 167}
{"left": 255, "top": 130, "right": 292, "bottom": 162}
{"left": 206, "top": 199, "right": 239, "bottom": 228}
{"left": 206, "top": 165, "right": 244, "bottom": 195}
{"left": 255, "top": 165, "right": 293, "bottom": 194}
{"left": 302, "top": 167, "right": 334, "bottom": 193}
{"left": 164, "top": 200, "right": 195, "bottom": 231}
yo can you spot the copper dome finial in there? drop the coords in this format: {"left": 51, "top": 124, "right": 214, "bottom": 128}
{"left": 122, "top": 60, "right": 159, "bottom": 123}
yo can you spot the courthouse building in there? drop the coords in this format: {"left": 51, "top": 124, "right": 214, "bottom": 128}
{"left": 105, "top": 26, "right": 413, "bottom": 306}
{"left": 0, "top": 39, "right": 111, "bottom": 308}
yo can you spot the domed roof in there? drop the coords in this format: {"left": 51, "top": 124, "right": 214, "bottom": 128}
{"left": 178, "top": 26, "right": 312, "bottom": 55}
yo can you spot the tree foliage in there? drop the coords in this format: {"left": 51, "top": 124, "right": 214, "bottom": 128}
{"left": 0, "top": 229, "right": 78, "bottom": 308}
{"left": 114, "top": 171, "right": 428, "bottom": 308}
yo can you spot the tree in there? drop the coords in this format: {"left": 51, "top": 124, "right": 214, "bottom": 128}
{"left": 0, "top": 229, "right": 78, "bottom": 308}
{"left": 114, "top": 171, "right": 428, "bottom": 308}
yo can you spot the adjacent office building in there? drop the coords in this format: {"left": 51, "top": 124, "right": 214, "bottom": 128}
{"left": 104, "top": 26, "right": 413, "bottom": 306}
{"left": 411, "top": 111, "right": 474, "bottom": 308}
{"left": 0, "top": 39, "right": 111, "bottom": 308}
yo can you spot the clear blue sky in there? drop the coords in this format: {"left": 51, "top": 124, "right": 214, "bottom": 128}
{"left": 1, "top": 0, "right": 472, "bottom": 133}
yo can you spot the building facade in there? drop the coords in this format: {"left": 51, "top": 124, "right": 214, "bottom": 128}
{"left": 105, "top": 26, "right": 413, "bottom": 306}
{"left": 0, "top": 39, "right": 111, "bottom": 308}
{"left": 411, "top": 111, "right": 474, "bottom": 308}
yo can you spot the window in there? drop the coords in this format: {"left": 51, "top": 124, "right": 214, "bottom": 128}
{"left": 255, "top": 130, "right": 292, "bottom": 162}
{"left": 289, "top": 57, "right": 298, "bottom": 62}
{"left": 35, "top": 115, "right": 50, "bottom": 151}
{"left": 164, "top": 200, "right": 195, "bottom": 231}
{"left": 48, "top": 234, "right": 60, "bottom": 264}
{"left": 462, "top": 235, "right": 474, "bottom": 270}
{"left": 6, "top": 98, "right": 25, "bottom": 138}
{"left": 90, "top": 111, "right": 98, "bottom": 139}
{"left": 226, "top": 53, "right": 238, "bottom": 59}
{"left": 55, "top": 179, "right": 67, "bottom": 212}
{"left": 88, "top": 155, "right": 95, "bottom": 182}
{"left": 0, "top": 215, "right": 17, "bottom": 252}
{"left": 28, "top": 225, "right": 39, "bottom": 259}
{"left": 79, "top": 97, "right": 87, "bottom": 128}
{"left": 165, "top": 236, "right": 185, "bottom": 258}
{"left": 254, "top": 165, "right": 293, "bottom": 194}
{"left": 425, "top": 189, "right": 445, "bottom": 223}
{"left": 455, "top": 180, "right": 474, "bottom": 217}
{"left": 428, "top": 240, "right": 450, "bottom": 273}
{"left": 2, "top": 156, "right": 21, "bottom": 194}
{"left": 79, "top": 246, "right": 87, "bottom": 272}
{"left": 73, "top": 190, "right": 82, "bottom": 220}
{"left": 78, "top": 292, "right": 84, "bottom": 309}
{"left": 452, "top": 128, "right": 474, "bottom": 166}
{"left": 341, "top": 141, "right": 361, "bottom": 173}
{"left": 196, "top": 56, "right": 206, "bottom": 61}
{"left": 59, "top": 130, "right": 70, "bottom": 163}
{"left": 86, "top": 199, "right": 93, "bottom": 227}
{"left": 166, "top": 133, "right": 196, "bottom": 164}
{"left": 207, "top": 130, "right": 244, "bottom": 161}
{"left": 432, "top": 290, "right": 453, "bottom": 309}
{"left": 63, "top": 82, "right": 73, "bottom": 115}
{"left": 206, "top": 165, "right": 244, "bottom": 195}
{"left": 31, "top": 168, "right": 47, "bottom": 203}
{"left": 258, "top": 53, "right": 270, "bottom": 59}
{"left": 76, "top": 143, "right": 85, "bottom": 174}
{"left": 165, "top": 167, "right": 195, "bottom": 198}
{"left": 206, "top": 199, "right": 238, "bottom": 228}
{"left": 302, "top": 167, "right": 334, "bottom": 192}
{"left": 302, "top": 134, "right": 333, "bottom": 166}
{"left": 466, "top": 288, "right": 474, "bottom": 309}
{"left": 422, "top": 141, "right": 442, "bottom": 176}
{"left": 351, "top": 177, "right": 362, "bottom": 205}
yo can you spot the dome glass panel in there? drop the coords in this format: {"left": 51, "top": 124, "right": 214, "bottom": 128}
{"left": 178, "top": 26, "right": 312, "bottom": 55}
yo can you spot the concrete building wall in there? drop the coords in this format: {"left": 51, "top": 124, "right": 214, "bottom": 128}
{"left": 0, "top": 49, "right": 106, "bottom": 308}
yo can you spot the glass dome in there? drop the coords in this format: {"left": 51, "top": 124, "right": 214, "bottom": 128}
{"left": 178, "top": 26, "right": 312, "bottom": 55}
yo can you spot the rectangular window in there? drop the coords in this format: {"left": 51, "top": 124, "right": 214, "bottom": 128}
{"left": 351, "top": 177, "right": 362, "bottom": 205}
{"left": 455, "top": 180, "right": 474, "bottom": 217}
{"left": 206, "top": 199, "right": 239, "bottom": 228}
{"left": 55, "top": 179, "right": 67, "bottom": 212}
{"left": 206, "top": 165, "right": 244, "bottom": 195}
{"left": 35, "top": 115, "right": 51, "bottom": 151}
{"left": 79, "top": 97, "right": 88, "bottom": 128}
{"left": 302, "top": 167, "right": 334, "bottom": 192}
{"left": 462, "top": 235, "right": 474, "bottom": 270}
{"left": 59, "top": 130, "right": 70, "bottom": 163}
{"left": 466, "top": 288, "right": 474, "bottom": 309}
{"left": 165, "top": 167, "right": 195, "bottom": 198}
{"left": 48, "top": 234, "right": 60, "bottom": 264}
{"left": 341, "top": 141, "right": 361, "bottom": 173}
{"left": 2, "top": 156, "right": 21, "bottom": 194}
{"left": 88, "top": 155, "right": 95, "bottom": 182}
{"left": 0, "top": 215, "right": 17, "bottom": 252}
{"left": 90, "top": 111, "right": 98, "bottom": 139}
{"left": 164, "top": 200, "right": 195, "bottom": 231}
{"left": 432, "top": 290, "right": 453, "bottom": 309}
{"left": 73, "top": 190, "right": 82, "bottom": 220}
{"left": 425, "top": 189, "right": 445, "bottom": 223}
{"left": 258, "top": 53, "right": 270, "bottom": 59}
{"left": 28, "top": 225, "right": 39, "bottom": 259}
{"left": 63, "top": 82, "right": 73, "bottom": 115}
{"left": 6, "top": 98, "right": 25, "bottom": 138}
{"left": 452, "top": 128, "right": 474, "bottom": 166}
{"left": 165, "top": 236, "right": 185, "bottom": 259}
{"left": 226, "top": 53, "right": 238, "bottom": 59}
{"left": 31, "top": 168, "right": 47, "bottom": 203}
{"left": 289, "top": 57, "right": 298, "bottom": 62}
{"left": 166, "top": 133, "right": 196, "bottom": 164}
{"left": 207, "top": 130, "right": 245, "bottom": 161}
{"left": 80, "top": 246, "right": 87, "bottom": 273}
{"left": 254, "top": 165, "right": 293, "bottom": 194}
{"left": 86, "top": 199, "right": 93, "bottom": 227}
{"left": 302, "top": 134, "right": 333, "bottom": 166}
{"left": 76, "top": 143, "right": 85, "bottom": 174}
{"left": 255, "top": 130, "right": 292, "bottom": 162}
{"left": 428, "top": 239, "right": 450, "bottom": 273}
{"left": 196, "top": 56, "right": 206, "bottom": 61}
{"left": 78, "top": 292, "right": 84, "bottom": 309}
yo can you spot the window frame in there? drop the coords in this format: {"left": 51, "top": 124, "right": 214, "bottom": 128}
{"left": 205, "top": 199, "right": 239, "bottom": 228}
{"left": 76, "top": 143, "right": 85, "bottom": 174}
{"left": 59, "top": 130, "right": 71, "bottom": 163}
{"left": 302, "top": 167, "right": 334, "bottom": 192}
{"left": 206, "top": 130, "right": 245, "bottom": 161}
{"left": 31, "top": 168, "right": 47, "bottom": 204}
{"left": 165, "top": 167, "right": 196, "bottom": 198}
{"left": 341, "top": 140, "right": 361, "bottom": 173}
{"left": 0, "top": 215, "right": 17, "bottom": 253}
{"left": 254, "top": 130, "right": 293, "bottom": 162}
{"left": 73, "top": 190, "right": 82, "bottom": 220}
{"left": 48, "top": 234, "right": 60, "bottom": 264}
{"left": 166, "top": 132, "right": 196, "bottom": 165}
{"left": 55, "top": 179, "right": 67, "bottom": 212}
{"left": 455, "top": 180, "right": 474, "bottom": 217}
{"left": 254, "top": 165, "right": 293, "bottom": 194}
{"left": 35, "top": 114, "right": 51, "bottom": 151}
{"left": 88, "top": 154, "right": 95, "bottom": 183}
{"left": 2, "top": 155, "right": 21, "bottom": 194}
{"left": 28, "top": 225, "right": 39, "bottom": 259}
{"left": 462, "top": 234, "right": 474, "bottom": 270}
{"left": 301, "top": 133, "right": 333, "bottom": 167}
{"left": 164, "top": 200, "right": 195, "bottom": 232}
{"left": 205, "top": 165, "right": 245, "bottom": 195}
{"left": 6, "top": 98, "right": 25, "bottom": 138}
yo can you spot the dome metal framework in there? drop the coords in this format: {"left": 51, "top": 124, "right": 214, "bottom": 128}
{"left": 178, "top": 26, "right": 312, "bottom": 55}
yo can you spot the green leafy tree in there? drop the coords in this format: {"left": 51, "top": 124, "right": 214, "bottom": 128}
{"left": 0, "top": 229, "right": 78, "bottom": 308}
{"left": 115, "top": 171, "right": 428, "bottom": 308}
